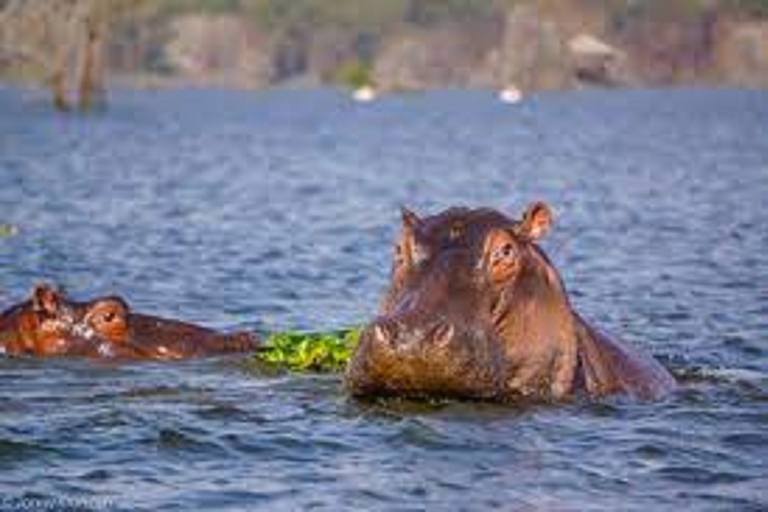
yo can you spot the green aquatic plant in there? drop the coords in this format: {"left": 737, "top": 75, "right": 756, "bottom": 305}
{"left": 333, "top": 59, "right": 373, "bottom": 89}
{"left": 253, "top": 328, "right": 360, "bottom": 373}
{"left": 0, "top": 223, "right": 17, "bottom": 237}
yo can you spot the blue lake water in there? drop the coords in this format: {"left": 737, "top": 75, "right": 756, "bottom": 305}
{"left": 0, "top": 87, "right": 766, "bottom": 511}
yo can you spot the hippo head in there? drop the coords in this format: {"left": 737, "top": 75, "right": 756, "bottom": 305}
{"left": 67, "top": 295, "right": 146, "bottom": 358}
{"left": 58, "top": 295, "right": 196, "bottom": 359}
{"left": 69, "top": 294, "right": 258, "bottom": 359}
{"left": 1, "top": 286, "right": 184, "bottom": 358}
{"left": 0, "top": 284, "right": 96, "bottom": 356}
{"left": 2, "top": 286, "right": 257, "bottom": 359}
{"left": 346, "top": 202, "right": 574, "bottom": 400}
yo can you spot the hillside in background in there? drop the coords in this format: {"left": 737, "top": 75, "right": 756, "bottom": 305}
{"left": 2, "top": 0, "right": 768, "bottom": 107}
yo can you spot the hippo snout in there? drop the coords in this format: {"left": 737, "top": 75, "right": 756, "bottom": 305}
{"left": 347, "top": 316, "right": 505, "bottom": 400}
{"left": 363, "top": 318, "right": 457, "bottom": 353}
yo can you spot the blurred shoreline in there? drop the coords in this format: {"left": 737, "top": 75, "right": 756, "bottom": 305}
{"left": 2, "top": 0, "right": 768, "bottom": 97}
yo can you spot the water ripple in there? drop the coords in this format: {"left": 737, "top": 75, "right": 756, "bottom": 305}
{"left": 1, "top": 87, "right": 767, "bottom": 510}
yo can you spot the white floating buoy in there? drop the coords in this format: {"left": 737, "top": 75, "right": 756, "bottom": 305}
{"left": 353, "top": 85, "right": 377, "bottom": 102}
{"left": 498, "top": 86, "right": 523, "bottom": 104}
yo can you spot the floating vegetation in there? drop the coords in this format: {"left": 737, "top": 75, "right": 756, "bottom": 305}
{"left": 333, "top": 59, "right": 373, "bottom": 90}
{"left": 0, "top": 223, "right": 17, "bottom": 237}
{"left": 253, "top": 328, "right": 360, "bottom": 373}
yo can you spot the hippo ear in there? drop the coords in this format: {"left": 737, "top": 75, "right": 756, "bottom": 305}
{"left": 401, "top": 206, "right": 421, "bottom": 232}
{"left": 397, "top": 206, "right": 426, "bottom": 267}
{"left": 32, "top": 284, "right": 62, "bottom": 315}
{"left": 516, "top": 202, "right": 553, "bottom": 241}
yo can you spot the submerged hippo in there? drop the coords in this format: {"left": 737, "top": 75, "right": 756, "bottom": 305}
{"left": 346, "top": 202, "right": 676, "bottom": 401}
{"left": 0, "top": 284, "right": 80, "bottom": 356}
{"left": 0, "top": 284, "right": 258, "bottom": 359}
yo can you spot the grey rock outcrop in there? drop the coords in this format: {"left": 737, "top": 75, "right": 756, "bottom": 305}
{"left": 713, "top": 19, "right": 768, "bottom": 87}
{"left": 497, "top": 3, "right": 570, "bottom": 91}
{"left": 165, "top": 14, "right": 272, "bottom": 88}
{"left": 569, "top": 33, "right": 630, "bottom": 87}
{"left": 372, "top": 22, "right": 501, "bottom": 91}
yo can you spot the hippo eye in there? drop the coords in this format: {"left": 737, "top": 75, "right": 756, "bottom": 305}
{"left": 493, "top": 242, "right": 516, "bottom": 263}
{"left": 102, "top": 312, "right": 115, "bottom": 323}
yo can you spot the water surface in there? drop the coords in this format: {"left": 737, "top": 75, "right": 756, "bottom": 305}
{"left": 0, "top": 87, "right": 766, "bottom": 511}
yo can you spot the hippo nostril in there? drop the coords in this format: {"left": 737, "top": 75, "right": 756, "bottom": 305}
{"left": 367, "top": 320, "right": 400, "bottom": 349}
{"left": 373, "top": 324, "right": 388, "bottom": 345}
{"left": 432, "top": 323, "right": 455, "bottom": 348}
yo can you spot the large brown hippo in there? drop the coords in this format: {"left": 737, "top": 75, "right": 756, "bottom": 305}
{"left": 0, "top": 284, "right": 258, "bottom": 359}
{"left": 346, "top": 202, "right": 676, "bottom": 401}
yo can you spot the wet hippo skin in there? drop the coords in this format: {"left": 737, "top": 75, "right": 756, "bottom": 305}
{"left": 0, "top": 285, "right": 259, "bottom": 359}
{"left": 346, "top": 202, "right": 676, "bottom": 401}
{"left": 0, "top": 284, "right": 81, "bottom": 356}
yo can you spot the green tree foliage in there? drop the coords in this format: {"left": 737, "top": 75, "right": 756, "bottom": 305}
{"left": 333, "top": 59, "right": 372, "bottom": 88}
{"left": 731, "top": 0, "right": 768, "bottom": 15}
{"left": 404, "top": 0, "right": 500, "bottom": 25}
{"left": 628, "top": 0, "right": 715, "bottom": 19}
{"left": 241, "top": 0, "right": 407, "bottom": 31}
{"left": 145, "top": 0, "right": 512, "bottom": 32}
{"left": 156, "top": 0, "right": 242, "bottom": 16}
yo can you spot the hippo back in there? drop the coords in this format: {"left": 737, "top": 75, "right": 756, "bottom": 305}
{"left": 574, "top": 315, "right": 676, "bottom": 400}
{"left": 125, "top": 313, "right": 258, "bottom": 358}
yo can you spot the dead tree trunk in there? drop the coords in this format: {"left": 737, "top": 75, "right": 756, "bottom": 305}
{"left": 51, "top": 28, "right": 73, "bottom": 112}
{"left": 46, "top": 0, "right": 80, "bottom": 112}
{"left": 0, "top": 0, "right": 118, "bottom": 112}
{"left": 78, "top": 16, "right": 99, "bottom": 111}
{"left": 76, "top": 0, "right": 107, "bottom": 111}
